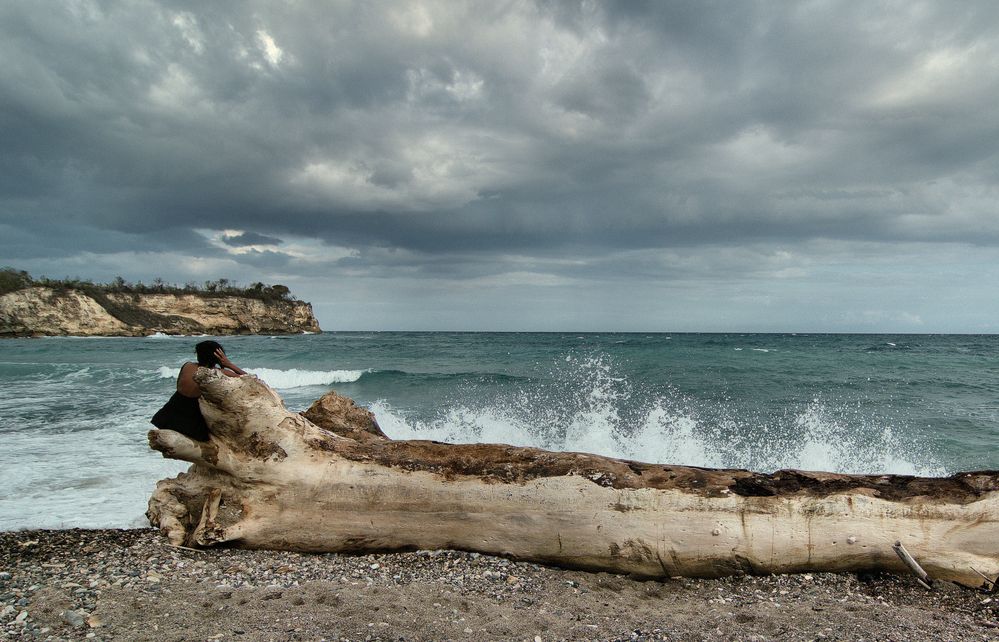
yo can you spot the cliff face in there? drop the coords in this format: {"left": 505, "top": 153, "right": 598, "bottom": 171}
{"left": 0, "top": 287, "right": 321, "bottom": 337}
{"left": 0, "top": 288, "right": 133, "bottom": 336}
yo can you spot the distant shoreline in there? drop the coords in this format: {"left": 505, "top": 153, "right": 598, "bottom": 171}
{"left": 0, "top": 286, "right": 321, "bottom": 338}
{"left": 8, "top": 329, "right": 999, "bottom": 337}
{"left": 1, "top": 330, "right": 319, "bottom": 339}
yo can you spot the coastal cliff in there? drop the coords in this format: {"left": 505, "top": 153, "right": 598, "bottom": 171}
{"left": 0, "top": 286, "right": 321, "bottom": 337}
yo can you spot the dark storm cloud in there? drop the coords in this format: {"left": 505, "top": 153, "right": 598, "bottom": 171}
{"left": 2, "top": 0, "right": 999, "bottom": 315}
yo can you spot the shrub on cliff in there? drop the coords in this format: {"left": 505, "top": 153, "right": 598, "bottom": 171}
{"left": 0, "top": 268, "right": 33, "bottom": 295}
{"left": 0, "top": 269, "right": 297, "bottom": 303}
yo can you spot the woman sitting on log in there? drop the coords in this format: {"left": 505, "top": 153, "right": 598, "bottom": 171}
{"left": 151, "top": 340, "right": 246, "bottom": 441}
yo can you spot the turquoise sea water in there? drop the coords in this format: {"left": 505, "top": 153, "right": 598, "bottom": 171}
{"left": 1, "top": 332, "right": 997, "bottom": 530}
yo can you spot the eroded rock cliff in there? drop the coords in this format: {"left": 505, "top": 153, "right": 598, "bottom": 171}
{"left": 0, "top": 287, "right": 321, "bottom": 337}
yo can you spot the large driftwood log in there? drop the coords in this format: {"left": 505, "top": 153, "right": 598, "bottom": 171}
{"left": 147, "top": 369, "right": 999, "bottom": 588}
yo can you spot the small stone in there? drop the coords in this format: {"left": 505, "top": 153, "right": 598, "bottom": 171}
{"left": 506, "top": 575, "right": 520, "bottom": 585}
{"left": 369, "top": 563, "right": 380, "bottom": 570}
{"left": 847, "top": 536, "right": 857, "bottom": 545}
{"left": 535, "top": 636, "right": 542, "bottom": 642}
{"left": 464, "top": 628, "right": 473, "bottom": 634}
{"left": 61, "top": 610, "right": 86, "bottom": 628}
{"left": 711, "top": 529, "right": 721, "bottom": 536}
{"left": 803, "top": 574, "right": 813, "bottom": 580}
{"left": 14, "top": 610, "right": 27, "bottom": 624}
{"left": 86, "top": 614, "right": 103, "bottom": 628}
{"left": 0, "top": 572, "right": 11, "bottom": 581}
{"left": 0, "top": 605, "right": 14, "bottom": 618}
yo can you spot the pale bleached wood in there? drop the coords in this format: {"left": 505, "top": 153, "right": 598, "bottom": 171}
{"left": 893, "top": 541, "right": 933, "bottom": 589}
{"left": 147, "top": 369, "right": 999, "bottom": 588}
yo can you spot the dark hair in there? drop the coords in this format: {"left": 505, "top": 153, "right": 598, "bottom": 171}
{"left": 195, "top": 341, "right": 224, "bottom": 367}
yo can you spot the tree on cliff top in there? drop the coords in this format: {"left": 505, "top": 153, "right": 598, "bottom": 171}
{"left": 0, "top": 268, "right": 297, "bottom": 303}
{"left": 0, "top": 268, "right": 33, "bottom": 295}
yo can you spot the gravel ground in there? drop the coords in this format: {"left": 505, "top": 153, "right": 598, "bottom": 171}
{"left": 1, "top": 529, "right": 997, "bottom": 641}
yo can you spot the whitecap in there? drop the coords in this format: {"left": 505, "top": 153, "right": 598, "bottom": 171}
{"left": 774, "top": 402, "right": 943, "bottom": 476}
{"left": 371, "top": 353, "right": 946, "bottom": 477}
{"left": 248, "top": 367, "right": 365, "bottom": 389}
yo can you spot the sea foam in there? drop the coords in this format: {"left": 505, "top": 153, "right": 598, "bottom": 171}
{"left": 372, "top": 399, "right": 942, "bottom": 475}
{"left": 371, "top": 354, "right": 944, "bottom": 476}
{"left": 247, "top": 367, "right": 365, "bottom": 389}
{"left": 157, "top": 365, "right": 365, "bottom": 389}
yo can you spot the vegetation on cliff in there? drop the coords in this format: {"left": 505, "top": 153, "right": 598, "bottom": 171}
{"left": 0, "top": 267, "right": 296, "bottom": 302}
{"left": 0, "top": 267, "right": 319, "bottom": 336}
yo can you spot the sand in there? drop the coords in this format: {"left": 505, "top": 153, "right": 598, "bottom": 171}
{"left": 1, "top": 529, "right": 996, "bottom": 641}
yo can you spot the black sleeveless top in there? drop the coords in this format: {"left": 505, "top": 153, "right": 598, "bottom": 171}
{"left": 150, "top": 363, "right": 210, "bottom": 441}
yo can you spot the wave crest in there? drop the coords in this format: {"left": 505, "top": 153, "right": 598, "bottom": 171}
{"left": 157, "top": 365, "right": 365, "bottom": 388}
{"left": 248, "top": 367, "right": 365, "bottom": 389}
{"left": 369, "top": 353, "right": 945, "bottom": 476}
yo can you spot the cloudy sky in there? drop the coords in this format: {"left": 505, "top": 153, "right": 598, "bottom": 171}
{"left": 2, "top": 1, "right": 999, "bottom": 331}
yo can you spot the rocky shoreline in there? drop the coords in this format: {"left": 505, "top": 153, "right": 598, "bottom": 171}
{"left": 0, "top": 529, "right": 996, "bottom": 641}
{"left": 0, "top": 287, "right": 321, "bottom": 337}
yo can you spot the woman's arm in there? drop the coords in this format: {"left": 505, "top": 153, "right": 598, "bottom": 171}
{"left": 214, "top": 348, "right": 247, "bottom": 377}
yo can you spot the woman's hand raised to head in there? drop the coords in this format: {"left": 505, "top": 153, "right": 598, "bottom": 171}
{"left": 214, "top": 348, "right": 246, "bottom": 377}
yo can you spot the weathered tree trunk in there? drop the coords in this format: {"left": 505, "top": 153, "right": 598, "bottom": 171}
{"left": 147, "top": 370, "right": 999, "bottom": 588}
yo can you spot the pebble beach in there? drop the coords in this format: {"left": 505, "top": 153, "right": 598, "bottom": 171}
{"left": 1, "top": 529, "right": 996, "bottom": 641}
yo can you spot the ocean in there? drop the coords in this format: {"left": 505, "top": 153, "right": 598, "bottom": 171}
{"left": 1, "top": 332, "right": 997, "bottom": 531}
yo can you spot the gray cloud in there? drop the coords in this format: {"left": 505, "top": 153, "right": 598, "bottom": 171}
{"left": 222, "top": 231, "right": 283, "bottom": 247}
{"left": 2, "top": 0, "right": 999, "bottom": 330}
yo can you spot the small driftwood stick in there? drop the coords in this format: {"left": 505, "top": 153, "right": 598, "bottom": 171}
{"left": 893, "top": 541, "right": 933, "bottom": 589}
{"left": 164, "top": 543, "right": 206, "bottom": 553}
{"left": 971, "top": 567, "right": 998, "bottom": 593}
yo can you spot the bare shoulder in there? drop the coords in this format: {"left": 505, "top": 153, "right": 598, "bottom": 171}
{"left": 177, "top": 362, "right": 201, "bottom": 396}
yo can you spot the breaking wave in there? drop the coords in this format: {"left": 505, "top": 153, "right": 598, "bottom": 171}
{"left": 247, "top": 367, "right": 366, "bottom": 389}
{"left": 157, "top": 366, "right": 366, "bottom": 389}
{"left": 370, "top": 354, "right": 945, "bottom": 476}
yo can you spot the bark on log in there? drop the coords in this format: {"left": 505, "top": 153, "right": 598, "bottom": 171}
{"left": 147, "top": 369, "right": 999, "bottom": 588}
